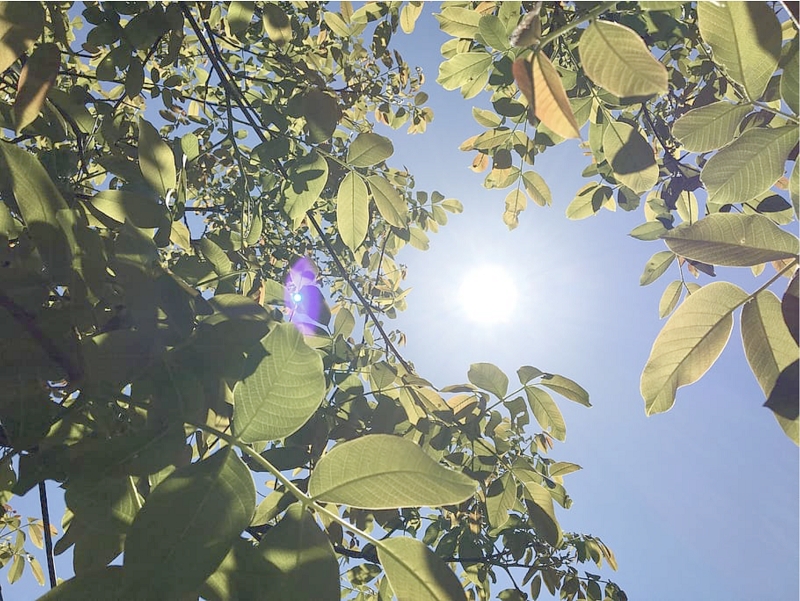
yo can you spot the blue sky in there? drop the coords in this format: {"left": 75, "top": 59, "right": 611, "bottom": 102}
{"left": 8, "top": 5, "right": 799, "bottom": 601}
{"left": 386, "top": 8, "right": 799, "bottom": 601}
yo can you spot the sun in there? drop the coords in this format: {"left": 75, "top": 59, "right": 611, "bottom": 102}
{"left": 458, "top": 265, "right": 519, "bottom": 324}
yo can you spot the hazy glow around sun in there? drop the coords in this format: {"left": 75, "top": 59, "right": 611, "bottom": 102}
{"left": 458, "top": 265, "right": 518, "bottom": 324}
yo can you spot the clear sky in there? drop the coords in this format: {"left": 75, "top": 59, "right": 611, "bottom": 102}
{"left": 386, "top": 8, "right": 799, "bottom": 601}
{"left": 8, "top": 5, "right": 799, "bottom": 601}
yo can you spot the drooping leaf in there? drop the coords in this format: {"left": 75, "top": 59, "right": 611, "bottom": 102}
{"left": 741, "top": 291, "right": 798, "bottom": 399}
{"left": 233, "top": 323, "right": 325, "bottom": 443}
{"left": 337, "top": 171, "right": 370, "bottom": 252}
{"left": 347, "top": 132, "right": 394, "bottom": 167}
{"left": 283, "top": 151, "right": 328, "bottom": 220}
{"left": 514, "top": 472, "right": 561, "bottom": 546}
{"left": 639, "top": 250, "right": 675, "bottom": 286}
{"left": 138, "top": 117, "right": 176, "bottom": 199}
{"left": 502, "top": 188, "right": 527, "bottom": 230}
{"left": 125, "top": 56, "right": 144, "bottom": 99}
{"left": 539, "top": 374, "right": 591, "bottom": 407}
{"left": 378, "top": 537, "right": 467, "bottom": 601}
{"left": 400, "top": 1, "right": 423, "bottom": 34}
{"left": 579, "top": 19, "right": 667, "bottom": 98}
{"left": 14, "top": 42, "right": 60, "bottom": 134}
{"left": 663, "top": 213, "right": 799, "bottom": 266}
{"left": 700, "top": 126, "right": 798, "bottom": 206}
{"left": 697, "top": 1, "right": 781, "bottom": 100}
{"left": 308, "top": 434, "right": 476, "bottom": 509}
{"left": 522, "top": 171, "right": 552, "bottom": 207}
{"left": 467, "top": 362, "right": 509, "bottom": 399}
{"left": 0, "top": 1, "right": 44, "bottom": 73}
{"left": 641, "top": 282, "right": 748, "bottom": 415}
{"left": 486, "top": 472, "right": 516, "bottom": 529}
{"left": 0, "top": 141, "right": 70, "bottom": 280}
{"left": 367, "top": 175, "right": 408, "bottom": 227}
{"left": 603, "top": 120, "right": 658, "bottom": 194}
{"left": 672, "top": 101, "right": 752, "bottom": 153}
{"left": 123, "top": 448, "right": 255, "bottom": 599}
{"left": 659, "top": 280, "right": 683, "bottom": 318}
{"left": 524, "top": 386, "right": 566, "bottom": 441}
{"left": 258, "top": 505, "right": 339, "bottom": 601}
{"left": 531, "top": 52, "right": 581, "bottom": 139}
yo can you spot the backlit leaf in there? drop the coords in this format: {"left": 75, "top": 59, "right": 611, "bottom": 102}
{"left": 337, "top": 172, "right": 369, "bottom": 252}
{"left": 478, "top": 15, "right": 510, "bottom": 51}
{"left": 262, "top": 3, "right": 292, "bottom": 45}
{"left": 0, "top": 2, "right": 44, "bottom": 73}
{"left": 233, "top": 323, "right": 325, "bottom": 443}
{"left": 91, "top": 190, "right": 165, "bottom": 228}
{"left": 400, "top": 2, "right": 423, "bottom": 34}
{"left": 347, "top": 132, "right": 393, "bottom": 167}
{"left": 367, "top": 175, "right": 408, "bottom": 227}
{"left": 780, "top": 46, "right": 798, "bottom": 115}
{"left": 259, "top": 505, "right": 339, "bottom": 601}
{"left": 138, "top": 117, "right": 176, "bottom": 199}
{"left": 227, "top": 1, "right": 254, "bottom": 34}
{"left": 603, "top": 120, "right": 658, "bottom": 194}
{"left": 700, "top": 126, "right": 798, "bottom": 206}
{"left": 741, "top": 291, "right": 797, "bottom": 398}
{"left": 697, "top": 1, "right": 781, "bottom": 100}
{"left": 486, "top": 472, "right": 516, "bottom": 529}
{"left": 663, "top": 213, "right": 799, "bottom": 266}
{"left": 639, "top": 250, "right": 675, "bottom": 286}
{"left": 437, "top": 51, "right": 492, "bottom": 92}
{"left": 522, "top": 171, "right": 552, "bottom": 207}
{"left": 525, "top": 386, "right": 566, "bottom": 441}
{"left": 565, "top": 183, "right": 602, "bottom": 220}
{"left": 283, "top": 151, "right": 328, "bottom": 220}
{"left": 468, "top": 362, "right": 509, "bottom": 399}
{"left": 435, "top": 7, "right": 481, "bottom": 39}
{"left": 378, "top": 537, "right": 467, "bottom": 601}
{"left": 659, "top": 280, "right": 683, "bottom": 318}
{"left": 515, "top": 472, "right": 561, "bottom": 546}
{"left": 579, "top": 20, "right": 667, "bottom": 98}
{"left": 641, "top": 282, "right": 748, "bottom": 415}
{"left": 672, "top": 101, "right": 752, "bottom": 153}
{"left": 532, "top": 52, "right": 580, "bottom": 139}
{"left": 308, "top": 434, "right": 476, "bottom": 509}
{"left": 123, "top": 448, "right": 255, "bottom": 599}
{"left": 14, "top": 42, "right": 60, "bottom": 134}
{"left": 539, "top": 374, "right": 591, "bottom": 407}
{"left": 502, "top": 188, "right": 527, "bottom": 230}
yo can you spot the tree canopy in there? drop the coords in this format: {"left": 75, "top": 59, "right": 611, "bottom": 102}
{"left": 0, "top": 1, "right": 796, "bottom": 600}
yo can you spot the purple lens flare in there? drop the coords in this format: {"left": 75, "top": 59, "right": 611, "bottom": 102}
{"left": 284, "top": 257, "right": 328, "bottom": 334}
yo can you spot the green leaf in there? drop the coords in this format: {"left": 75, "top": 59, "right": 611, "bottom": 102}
{"left": 283, "top": 151, "right": 328, "bottom": 220}
{"left": 367, "top": 175, "right": 408, "bottom": 227}
{"left": 525, "top": 386, "right": 566, "bottom": 441}
{"left": 258, "top": 505, "right": 339, "bottom": 601}
{"left": 262, "top": 3, "right": 292, "bottom": 45}
{"left": 0, "top": 2, "right": 44, "bottom": 73}
{"left": 91, "top": 190, "right": 165, "bottom": 228}
{"left": 539, "top": 374, "right": 591, "bottom": 407}
{"left": 565, "top": 183, "right": 602, "bottom": 220}
{"left": 123, "top": 448, "right": 255, "bottom": 599}
{"left": 549, "top": 462, "right": 582, "bottom": 478}
{"left": 672, "top": 101, "right": 752, "bottom": 153}
{"left": 337, "top": 172, "right": 370, "bottom": 252}
{"left": 125, "top": 56, "right": 144, "bottom": 99}
{"left": 641, "top": 281, "right": 748, "bottom": 415}
{"left": 478, "top": 15, "right": 510, "bottom": 51}
{"left": 378, "top": 537, "right": 467, "bottom": 601}
{"left": 486, "top": 472, "right": 516, "bottom": 529}
{"left": 697, "top": 1, "right": 781, "bottom": 100}
{"left": 435, "top": 7, "right": 482, "bottom": 39}
{"left": 468, "top": 362, "right": 509, "bottom": 398}
{"left": 400, "top": 2, "right": 423, "bottom": 34}
{"left": 308, "top": 434, "right": 476, "bottom": 509}
{"left": 408, "top": 226, "right": 429, "bottom": 250}
{"left": 437, "top": 51, "right": 493, "bottom": 92}
{"left": 13, "top": 42, "right": 60, "bottom": 134}
{"left": 741, "top": 291, "right": 798, "bottom": 398}
{"left": 180, "top": 132, "right": 200, "bottom": 162}
{"left": 515, "top": 472, "right": 561, "bottom": 546}
{"left": 639, "top": 250, "right": 675, "bottom": 286}
{"left": 765, "top": 360, "right": 799, "bottom": 444}
{"left": 227, "top": 1, "right": 254, "bottom": 34}
{"left": 37, "top": 566, "right": 126, "bottom": 601}
{"left": 202, "top": 538, "right": 275, "bottom": 601}
{"left": 522, "top": 171, "right": 552, "bottom": 207}
{"left": 233, "top": 323, "right": 325, "bottom": 443}
{"left": 701, "top": 126, "right": 798, "bottom": 206}
{"left": 347, "top": 132, "right": 394, "bottom": 167}
{"left": 532, "top": 52, "right": 580, "bottom": 139}
{"left": 138, "top": 117, "right": 176, "bottom": 199}
{"left": 629, "top": 221, "right": 668, "bottom": 241}
{"left": 299, "top": 88, "right": 341, "bottom": 144}
{"left": 659, "top": 280, "right": 683, "bottom": 318}
{"left": 663, "top": 213, "right": 799, "bottom": 266}
{"left": 472, "top": 106, "right": 502, "bottom": 128}
{"left": 781, "top": 46, "right": 798, "bottom": 115}
{"left": 0, "top": 140, "right": 70, "bottom": 280}
{"left": 517, "top": 365, "right": 544, "bottom": 384}
{"left": 579, "top": 20, "right": 667, "bottom": 98}
{"left": 502, "top": 188, "right": 527, "bottom": 230}
{"left": 675, "top": 190, "right": 698, "bottom": 224}
{"left": 198, "top": 236, "right": 233, "bottom": 276}
{"left": 782, "top": 271, "right": 799, "bottom": 344}
{"left": 603, "top": 120, "right": 658, "bottom": 194}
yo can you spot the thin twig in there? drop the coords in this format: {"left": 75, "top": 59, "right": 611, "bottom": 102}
{"left": 37, "top": 482, "right": 57, "bottom": 588}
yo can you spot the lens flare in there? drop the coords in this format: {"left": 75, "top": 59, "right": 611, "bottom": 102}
{"left": 285, "top": 257, "right": 325, "bottom": 334}
{"left": 458, "top": 265, "right": 518, "bottom": 324}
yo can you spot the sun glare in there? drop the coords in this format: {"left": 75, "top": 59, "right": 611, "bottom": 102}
{"left": 458, "top": 265, "right": 518, "bottom": 324}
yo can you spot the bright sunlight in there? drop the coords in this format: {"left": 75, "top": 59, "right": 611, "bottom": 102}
{"left": 458, "top": 265, "right": 519, "bottom": 324}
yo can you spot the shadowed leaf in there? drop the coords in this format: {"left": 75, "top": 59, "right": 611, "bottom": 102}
{"left": 378, "top": 537, "right": 467, "bottom": 601}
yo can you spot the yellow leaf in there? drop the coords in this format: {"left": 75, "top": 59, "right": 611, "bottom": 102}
{"left": 14, "top": 43, "right": 60, "bottom": 134}
{"left": 532, "top": 52, "right": 581, "bottom": 139}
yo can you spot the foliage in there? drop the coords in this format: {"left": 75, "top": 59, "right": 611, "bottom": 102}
{"left": 0, "top": 1, "right": 795, "bottom": 600}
